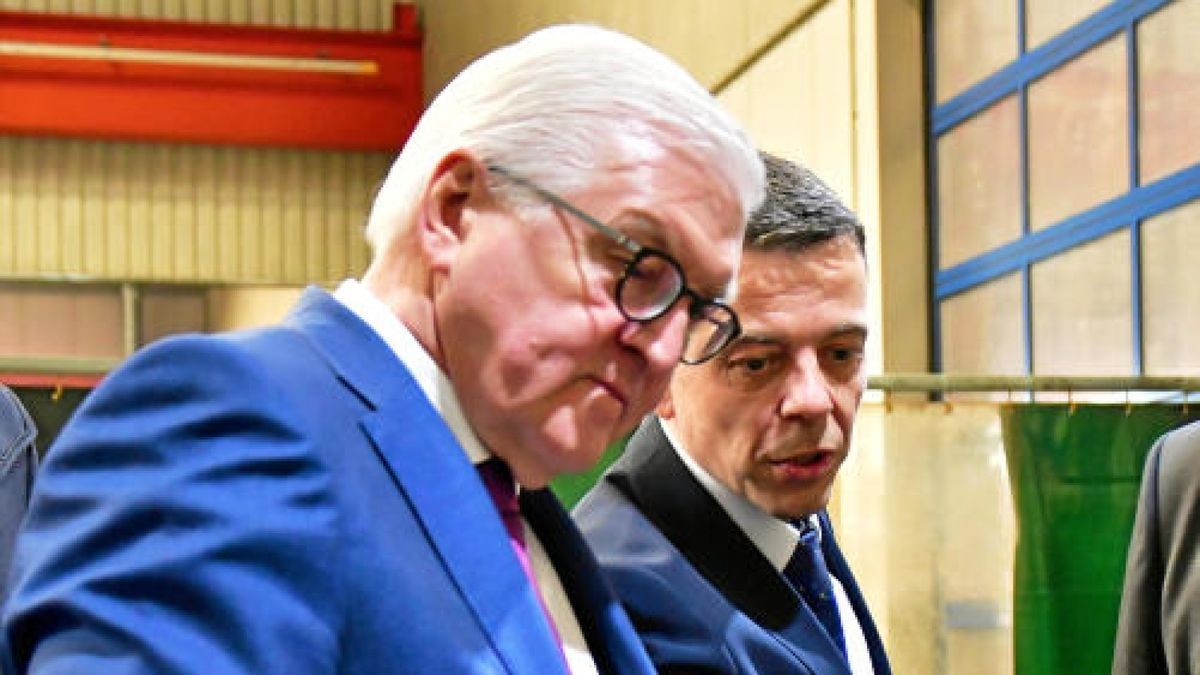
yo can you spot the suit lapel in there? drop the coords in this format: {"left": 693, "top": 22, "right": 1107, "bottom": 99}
{"left": 613, "top": 417, "right": 851, "bottom": 673}
{"left": 615, "top": 418, "right": 800, "bottom": 627}
{"left": 286, "top": 288, "right": 568, "bottom": 675}
{"left": 522, "top": 489, "right": 655, "bottom": 675}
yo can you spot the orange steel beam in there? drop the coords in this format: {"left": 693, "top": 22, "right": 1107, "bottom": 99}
{"left": 0, "top": 4, "right": 422, "bottom": 151}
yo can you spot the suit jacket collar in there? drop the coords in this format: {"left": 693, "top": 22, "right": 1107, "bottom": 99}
{"left": 284, "top": 288, "right": 571, "bottom": 674}
{"left": 609, "top": 417, "right": 880, "bottom": 673}
{"left": 610, "top": 417, "right": 808, "bottom": 629}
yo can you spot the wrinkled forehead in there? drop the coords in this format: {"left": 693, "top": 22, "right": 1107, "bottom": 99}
{"left": 590, "top": 149, "right": 746, "bottom": 298}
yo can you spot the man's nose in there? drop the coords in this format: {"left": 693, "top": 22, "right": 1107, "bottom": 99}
{"left": 616, "top": 298, "right": 691, "bottom": 371}
{"left": 779, "top": 353, "right": 834, "bottom": 419}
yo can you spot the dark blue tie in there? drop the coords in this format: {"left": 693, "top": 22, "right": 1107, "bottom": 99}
{"left": 784, "top": 522, "right": 846, "bottom": 657}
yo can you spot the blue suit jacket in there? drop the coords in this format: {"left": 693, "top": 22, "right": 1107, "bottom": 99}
{"left": 574, "top": 417, "right": 891, "bottom": 674}
{"left": 3, "top": 288, "right": 654, "bottom": 675}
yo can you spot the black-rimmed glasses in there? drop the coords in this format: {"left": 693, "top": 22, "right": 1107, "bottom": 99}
{"left": 488, "top": 164, "right": 741, "bottom": 364}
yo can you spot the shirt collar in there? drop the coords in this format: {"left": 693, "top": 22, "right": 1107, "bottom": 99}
{"left": 659, "top": 416, "right": 820, "bottom": 572}
{"left": 334, "top": 279, "right": 491, "bottom": 466}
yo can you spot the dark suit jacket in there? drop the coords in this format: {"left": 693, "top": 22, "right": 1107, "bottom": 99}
{"left": 1113, "top": 421, "right": 1200, "bottom": 675}
{"left": 3, "top": 287, "right": 654, "bottom": 675}
{"left": 574, "top": 417, "right": 890, "bottom": 674}
{"left": 0, "top": 385, "right": 37, "bottom": 596}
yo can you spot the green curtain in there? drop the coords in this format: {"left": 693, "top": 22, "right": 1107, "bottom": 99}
{"left": 550, "top": 434, "right": 629, "bottom": 509}
{"left": 1002, "top": 403, "right": 1198, "bottom": 675}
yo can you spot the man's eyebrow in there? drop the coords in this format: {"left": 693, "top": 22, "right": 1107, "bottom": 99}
{"left": 829, "top": 323, "right": 870, "bottom": 340}
{"left": 729, "top": 324, "right": 869, "bottom": 349}
{"left": 616, "top": 213, "right": 666, "bottom": 247}
{"left": 726, "top": 334, "right": 783, "bottom": 349}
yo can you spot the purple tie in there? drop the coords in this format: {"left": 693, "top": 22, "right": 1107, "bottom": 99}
{"left": 477, "top": 458, "right": 565, "bottom": 652}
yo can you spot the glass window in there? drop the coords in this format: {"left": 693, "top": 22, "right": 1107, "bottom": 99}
{"left": 934, "top": 0, "right": 1017, "bottom": 103}
{"left": 1028, "top": 36, "right": 1128, "bottom": 231}
{"left": 1025, "top": 0, "right": 1109, "bottom": 50}
{"left": 1141, "top": 199, "right": 1200, "bottom": 375}
{"left": 1138, "top": 0, "right": 1200, "bottom": 184}
{"left": 1031, "top": 231, "right": 1132, "bottom": 375}
{"left": 938, "top": 96, "right": 1023, "bottom": 268}
{"left": 941, "top": 272, "right": 1025, "bottom": 374}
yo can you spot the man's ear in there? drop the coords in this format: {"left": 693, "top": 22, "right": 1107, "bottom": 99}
{"left": 419, "top": 152, "right": 488, "bottom": 273}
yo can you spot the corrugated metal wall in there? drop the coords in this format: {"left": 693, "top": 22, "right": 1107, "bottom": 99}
{"left": 0, "top": 138, "right": 390, "bottom": 283}
{"left": 0, "top": 0, "right": 400, "bottom": 284}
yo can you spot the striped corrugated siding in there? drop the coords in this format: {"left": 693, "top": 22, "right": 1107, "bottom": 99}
{"left": 0, "top": 0, "right": 401, "bottom": 284}
{"left": 0, "top": 137, "right": 392, "bottom": 283}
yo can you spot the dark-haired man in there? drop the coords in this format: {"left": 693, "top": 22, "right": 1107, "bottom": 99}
{"left": 576, "top": 153, "right": 890, "bottom": 674}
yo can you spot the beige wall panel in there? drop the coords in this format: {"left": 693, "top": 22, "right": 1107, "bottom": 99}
{"left": 150, "top": 145, "right": 175, "bottom": 278}
{"left": 841, "top": 403, "right": 1015, "bottom": 675}
{"left": 170, "top": 146, "right": 198, "bottom": 279}
{"left": 58, "top": 141, "right": 85, "bottom": 273}
{"left": 206, "top": 285, "right": 304, "bottom": 332}
{"left": 102, "top": 141, "right": 131, "bottom": 277}
{"left": 0, "top": 141, "right": 12, "bottom": 274}
{"left": 127, "top": 143, "right": 154, "bottom": 278}
{"left": 864, "top": 0, "right": 928, "bottom": 375}
{"left": 193, "top": 146, "right": 218, "bottom": 280}
{"left": 34, "top": 140, "right": 61, "bottom": 272}
{"left": 81, "top": 141, "right": 108, "bottom": 276}
{"left": 214, "top": 147, "right": 242, "bottom": 280}
{"left": 717, "top": 0, "right": 855, "bottom": 201}
{"left": 417, "top": 0, "right": 811, "bottom": 99}
{"left": 0, "top": 138, "right": 385, "bottom": 285}
{"left": 14, "top": 140, "right": 39, "bottom": 276}
{"left": 0, "top": 283, "right": 123, "bottom": 358}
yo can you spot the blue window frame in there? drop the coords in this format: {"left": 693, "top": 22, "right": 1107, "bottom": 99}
{"left": 927, "top": 0, "right": 1200, "bottom": 375}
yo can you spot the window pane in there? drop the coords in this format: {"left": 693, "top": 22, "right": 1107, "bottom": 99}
{"left": 934, "top": 0, "right": 1017, "bottom": 103}
{"left": 1025, "top": 0, "right": 1108, "bottom": 49}
{"left": 1028, "top": 36, "right": 1128, "bottom": 231}
{"left": 941, "top": 272, "right": 1024, "bottom": 374}
{"left": 1031, "top": 231, "right": 1132, "bottom": 375}
{"left": 938, "top": 96, "right": 1023, "bottom": 268}
{"left": 1142, "top": 199, "right": 1200, "bottom": 375}
{"left": 0, "top": 283, "right": 123, "bottom": 359}
{"left": 1138, "top": 0, "right": 1200, "bottom": 184}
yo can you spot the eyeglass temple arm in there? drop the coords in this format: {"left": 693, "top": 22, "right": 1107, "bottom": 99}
{"left": 486, "top": 164, "right": 640, "bottom": 254}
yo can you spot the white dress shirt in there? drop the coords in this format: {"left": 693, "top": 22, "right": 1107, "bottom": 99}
{"left": 334, "top": 280, "right": 598, "bottom": 675}
{"left": 661, "top": 418, "right": 876, "bottom": 675}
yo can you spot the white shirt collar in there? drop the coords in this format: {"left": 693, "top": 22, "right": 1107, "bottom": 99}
{"left": 659, "top": 416, "right": 820, "bottom": 572}
{"left": 333, "top": 279, "right": 491, "bottom": 466}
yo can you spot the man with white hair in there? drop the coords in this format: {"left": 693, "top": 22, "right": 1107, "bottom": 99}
{"left": 3, "top": 25, "right": 763, "bottom": 675}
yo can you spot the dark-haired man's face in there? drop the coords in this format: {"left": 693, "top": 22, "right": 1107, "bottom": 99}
{"left": 658, "top": 238, "right": 868, "bottom": 519}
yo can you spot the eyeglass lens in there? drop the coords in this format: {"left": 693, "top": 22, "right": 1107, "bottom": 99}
{"left": 681, "top": 305, "right": 737, "bottom": 364}
{"left": 616, "top": 252, "right": 684, "bottom": 320}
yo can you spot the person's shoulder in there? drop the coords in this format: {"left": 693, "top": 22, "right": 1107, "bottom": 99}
{"left": 574, "top": 471, "right": 640, "bottom": 544}
{"left": 1161, "top": 420, "right": 1200, "bottom": 457}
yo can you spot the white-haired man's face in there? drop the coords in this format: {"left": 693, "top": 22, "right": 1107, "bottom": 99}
{"left": 420, "top": 149, "right": 744, "bottom": 487}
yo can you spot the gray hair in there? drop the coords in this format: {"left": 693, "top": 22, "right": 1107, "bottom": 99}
{"left": 746, "top": 152, "right": 865, "bottom": 256}
{"left": 364, "top": 24, "right": 763, "bottom": 254}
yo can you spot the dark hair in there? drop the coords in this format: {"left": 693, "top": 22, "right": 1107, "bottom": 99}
{"left": 745, "top": 151, "right": 865, "bottom": 256}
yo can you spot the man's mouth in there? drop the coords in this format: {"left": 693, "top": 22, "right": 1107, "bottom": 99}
{"left": 593, "top": 377, "right": 628, "bottom": 407}
{"left": 767, "top": 451, "right": 836, "bottom": 479}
